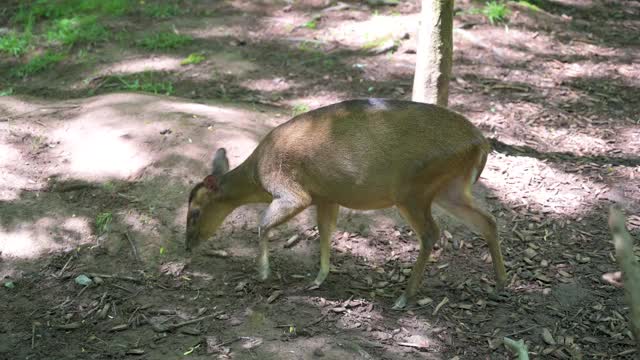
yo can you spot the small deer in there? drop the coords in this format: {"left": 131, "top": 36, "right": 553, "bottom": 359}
{"left": 186, "top": 99, "right": 507, "bottom": 309}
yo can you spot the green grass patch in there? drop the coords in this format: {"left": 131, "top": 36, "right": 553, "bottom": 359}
{"left": 142, "top": 3, "right": 181, "bottom": 18}
{"left": 0, "top": 88, "right": 14, "bottom": 96}
{"left": 482, "top": 1, "right": 510, "bottom": 24}
{"left": 303, "top": 19, "right": 318, "bottom": 29}
{"left": 95, "top": 211, "right": 113, "bottom": 235}
{"left": 47, "top": 16, "right": 109, "bottom": 46}
{"left": 181, "top": 53, "right": 205, "bottom": 65}
{"left": 515, "top": 0, "right": 541, "bottom": 11}
{"left": 106, "top": 72, "right": 175, "bottom": 95}
{"left": 0, "top": 32, "right": 30, "bottom": 57}
{"left": 14, "top": 0, "right": 133, "bottom": 24}
{"left": 292, "top": 104, "right": 310, "bottom": 117}
{"left": 12, "top": 51, "right": 65, "bottom": 78}
{"left": 362, "top": 34, "right": 394, "bottom": 49}
{"left": 137, "top": 32, "right": 193, "bottom": 50}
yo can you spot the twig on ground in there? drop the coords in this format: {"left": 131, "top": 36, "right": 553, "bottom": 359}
{"left": 152, "top": 314, "right": 216, "bottom": 332}
{"left": 56, "top": 255, "right": 74, "bottom": 278}
{"left": 0, "top": 105, "right": 81, "bottom": 122}
{"left": 88, "top": 273, "right": 141, "bottom": 282}
{"left": 124, "top": 232, "right": 141, "bottom": 262}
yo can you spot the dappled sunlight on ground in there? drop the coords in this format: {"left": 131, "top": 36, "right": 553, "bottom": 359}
{"left": 0, "top": 216, "right": 91, "bottom": 258}
{"left": 53, "top": 115, "right": 151, "bottom": 180}
{"left": 0, "top": 144, "right": 29, "bottom": 201}
{"left": 97, "top": 56, "right": 184, "bottom": 76}
{"left": 482, "top": 153, "right": 600, "bottom": 216}
{"left": 315, "top": 14, "right": 418, "bottom": 49}
{"left": 241, "top": 77, "right": 297, "bottom": 93}
{"left": 281, "top": 93, "right": 349, "bottom": 110}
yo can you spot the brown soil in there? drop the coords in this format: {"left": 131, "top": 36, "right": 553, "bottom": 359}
{"left": 1, "top": 0, "right": 639, "bottom": 359}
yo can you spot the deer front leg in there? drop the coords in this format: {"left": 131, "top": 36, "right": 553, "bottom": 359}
{"left": 393, "top": 202, "right": 440, "bottom": 310}
{"left": 257, "top": 191, "right": 311, "bottom": 282}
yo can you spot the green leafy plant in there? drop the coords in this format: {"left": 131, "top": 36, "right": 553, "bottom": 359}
{"left": 108, "top": 72, "right": 175, "bottom": 95}
{"left": 0, "top": 32, "right": 30, "bottom": 56}
{"left": 95, "top": 211, "right": 113, "bottom": 235}
{"left": 47, "top": 16, "right": 108, "bottom": 46}
{"left": 137, "top": 32, "right": 193, "bottom": 50}
{"left": 0, "top": 88, "right": 14, "bottom": 96}
{"left": 12, "top": 51, "right": 65, "bottom": 78}
{"left": 14, "top": 0, "right": 133, "bottom": 23}
{"left": 292, "top": 104, "right": 310, "bottom": 117}
{"left": 303, "top": 19, "right": 318, "bottom": 29}
{"left": 482, "top": 1, "right": 510, "bottom": 24}
{"left": 181, "top": 53, "right": 205, "bottom": 65}
{"left": 362, "top": 34, "right": 394, "bottom": 49}
{"left": 142, "top": 3, "right": 181, "bottom": 18}
{"left": 515, "top": 0, "right": 540, "bottom": 11}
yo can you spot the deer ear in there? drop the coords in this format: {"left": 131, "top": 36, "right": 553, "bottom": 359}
{"left": 212, "top": 148, "right": 229, "bottom": 176}
{"left": 203, "top": 175, "right": 219, "bottom": 191}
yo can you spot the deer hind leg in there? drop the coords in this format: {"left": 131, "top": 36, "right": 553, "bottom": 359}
{"left": 257, "top": 189, "right": 312, "bottom": 281}
{"left": 309, "top": 201, "right": 339, "bottom": 289}
{"left": 393, "top": 199, "right": 440, "bottom": 310}
{"left": 434, "top": 177, "right": 507, "bottom": 290}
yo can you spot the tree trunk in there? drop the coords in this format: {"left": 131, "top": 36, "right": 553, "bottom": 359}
{"left": 412, "top": 0, "right": 454, "bottom": 107}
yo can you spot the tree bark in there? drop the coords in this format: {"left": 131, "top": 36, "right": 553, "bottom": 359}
{"left": 412, "top": 0, "right": 454, "bottom": 107}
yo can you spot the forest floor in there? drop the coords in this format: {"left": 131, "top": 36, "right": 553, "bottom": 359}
{"left": 1, "top": 0, "right": 639, "bottom": 359}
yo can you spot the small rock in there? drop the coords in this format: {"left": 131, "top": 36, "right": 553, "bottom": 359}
{"left": 535, "top": 274, "right": 552, "bottom": 283}
{"left": 540, "top": 259, "right": 549, "bottom": 267}
{"left": 204, "top": 250, "right": 229, "bottom": 258}
{"left": 523, "top": 248, "right": 537, "bottom": 259}
{"left": 240, "top": 336, "right": 263, "bottom": 349}
{"left": 74, "top": 274, "right": 93, "bottom": 286}
{"left": 417, "top": 297, "right": 433, "bottom": 306}
{"left": 92, "top": 276, "right": 103, "bottom": 285}
{"left": 109, "top": 324, "right": 129, "bottom": 332}
{"left": 541, "top": 327, "right": 556, "bottom": 345}
{"left": 313, "top": 347, "right": 325, "bottom": 357}
{"left": 234, "top": 281, "right": 247, "bottom": 292}
{"left": 4, "top": 281, "right": 15, "bottom": 289}
{"left": 126, "top": 348, "right": 145, "bottom": 355}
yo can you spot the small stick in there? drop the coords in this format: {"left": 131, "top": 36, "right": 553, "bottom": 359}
{"left": 56, "top": 255, "right": 74, "bottom": 278}
{"left": 109, "top": 283, "right": 133, "bottom": 293}
{"left": 397, "top": 342, "right": 428, "bottom": 350}
{"left": 76, "top": 285, "right": 90, "bottom": 298}
{"left": 88, "top": 273, "right": 140, "bottom": 282}
{"left": 124, "top": 232, "right": 141, "bottom": 262}
{"left": 0, "top": 105, "right": 80, "bottom": 122}
{"left": 504, "top": 325, "right": 539, "bottom": 338}
{"left": 153, "top": 314, "right": 215, "bottom": 332}
{"left": 283, "top": 234, "right": 301, "bottom": 248}
{"left": 31, "top": 323, "right": 36, "bottom": 349}
{"left": 305, "top": 314, "right": 327, "bottom": 327}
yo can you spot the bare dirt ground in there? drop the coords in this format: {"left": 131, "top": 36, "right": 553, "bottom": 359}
{"left": 1, "top": 0, "right": 640, "bottom": 359}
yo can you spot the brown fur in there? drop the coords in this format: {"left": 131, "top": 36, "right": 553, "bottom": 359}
{"left": 186, "top": 98, "right": 506, "bottom": 308}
